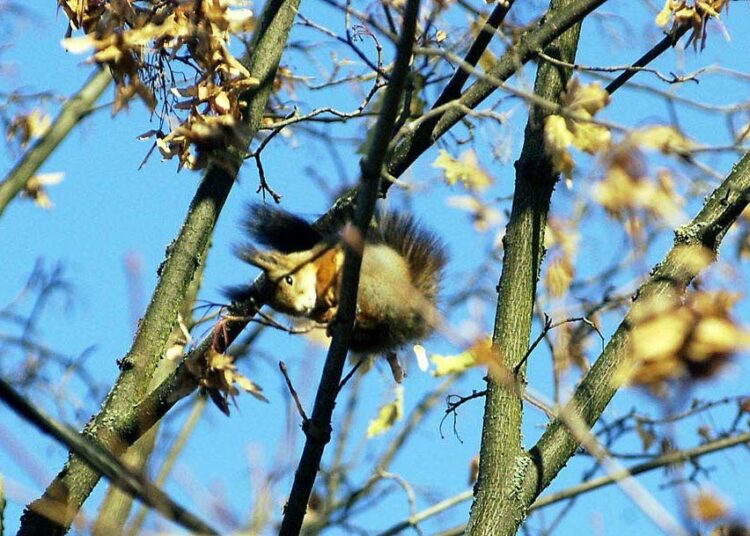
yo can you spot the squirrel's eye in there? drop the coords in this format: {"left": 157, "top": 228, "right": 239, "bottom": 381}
{"left": 284, "top": 275, "right": 294, "bottom": 285}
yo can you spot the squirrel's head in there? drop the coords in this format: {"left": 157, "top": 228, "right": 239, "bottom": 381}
{"left": 246, "top": 250, "right": 319, "bottom": 316}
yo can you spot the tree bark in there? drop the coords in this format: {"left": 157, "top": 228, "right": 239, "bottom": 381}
{"left": 16, "top": 0, "right": 302, "bottom": 533}
{"left": 466, "top": 0, "right": 583, "bottom": 533}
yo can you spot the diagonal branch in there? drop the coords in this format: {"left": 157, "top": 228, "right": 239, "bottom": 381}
{"left": 430, "top": 0, "right": 516, "bottom": 109}
{"left": 513, "top": 147, "right": 750, "bottom": 524}
{"left": 0, "top": 68, "right": 111, "bottom": 218}
{"left": 17, "top": 0, "right": 303, "bottom": 533}
{"left": 605, "top": 24, "right": 690, "bottom": 94}
{"left": 386, "top": 0, "right": 610, "bottom": 183}
{"left": 0, "top": 377, "right": 218, "bottom": 535}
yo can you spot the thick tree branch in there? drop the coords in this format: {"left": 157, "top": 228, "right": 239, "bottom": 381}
{"left": 16, "top": 0, "right": 302, "bottom": 533}
{"left": 509, "top": 147, "right": 750, "bottom": 525}
{"left": 91, "top": 240, "right": 208, "bottom": 535}
{"left": 465, "top": 0, "right": 583, "bottom": 533}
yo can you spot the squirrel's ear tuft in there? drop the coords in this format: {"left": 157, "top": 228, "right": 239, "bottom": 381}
{"left": 236, "top": 246, "right": 284, "bottom": 273}
{"left": 243, "top": 203, "right": 322, "bottom": 252}
{"left": 234, "top": 244, "right": 278, "bottom": 272}
{"left": 234, "top": 243, "right": 258, "bottom": 263}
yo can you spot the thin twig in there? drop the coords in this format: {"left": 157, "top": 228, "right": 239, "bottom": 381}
{"left": 605, "top": 24, "right": 691, "bottom": 94}
{"left": 377, "top": 430, "right": 750, "bottom": 536}
{"left": 515, "top": 315, "right": 602, "bottom": 373}
{"left": 440, "top": 389, "right": 486, "bottom": 441}
{"left": 537, "top": 50, "right": 700, "bottom": 86}
{"left": 280, "top": 361, "right": 309, "bottom": 422}
{"left": 330, "top": 376, "right": 460, "bottom": 521}
{"left": 431, "top": 0, "right": 516, "bottom": 109}
{"left": 338, "top": 357, "right": 367, "bottom": 392}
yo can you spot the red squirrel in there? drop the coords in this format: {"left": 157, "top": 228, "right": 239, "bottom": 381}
{"left": 228, "top": 204, "right": 447, "bottom": 354}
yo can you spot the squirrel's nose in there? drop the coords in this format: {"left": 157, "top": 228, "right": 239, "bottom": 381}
{"left": 301, "top": 298, "right": 316, "bottom": 314}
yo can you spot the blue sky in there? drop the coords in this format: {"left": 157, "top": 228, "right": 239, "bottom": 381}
{"left": 2, "top": 1, "right": 750, "bottom": 535}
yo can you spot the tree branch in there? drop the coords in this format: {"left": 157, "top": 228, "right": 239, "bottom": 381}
{"left": 508, "top": 147, "right": 750, "bottom": 528}
{"left": 278, "top": 0, "right": 421, "bottom": 532}
{"left": 380, "top": 431, "right": 750, "bottom": 536}
{"left": 0, "top": 377, "right": 218, "bottom": 535}
{"left": 465, "top": 0, "right": 584, "bottom": 533}
{"left": 91, "top": 239, "right": 208, "bottom": 535}
{"left": 386, "top": 0, "right": 609, "bottom": 183}
{"left": 0, "top": 68, "right": 111, "bottom": 219}
{"left": 430, "top": 0, "right": 515, "bottom": 110}
{"left": 17, "top": 0, "right": 302, "bottom": 533}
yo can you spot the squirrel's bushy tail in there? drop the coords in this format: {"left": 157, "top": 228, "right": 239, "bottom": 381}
{"left": 341, "top": 211, "right": 448, "bottom": 352}
{"left": 243, "top": 203, "right": 323, "bottom": 253}
{"left": 374, "top": 211, "right": 448, "bottom": 301}
{"left": 237, "top": 204, "right": 448, "bottom": 305}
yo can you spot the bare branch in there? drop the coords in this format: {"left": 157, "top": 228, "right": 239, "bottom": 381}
{"left": 0, "top": 68, "right": 111, "bottom": 218}
{"left": 279, "top": 0, "right": 422, "bottom": 531}
{"left": 0, "top": 377, "right": 218, "bottom": 535}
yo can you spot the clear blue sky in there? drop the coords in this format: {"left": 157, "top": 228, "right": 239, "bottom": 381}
{"left": 2, "top": 2, "right": 750, "bottom": 535}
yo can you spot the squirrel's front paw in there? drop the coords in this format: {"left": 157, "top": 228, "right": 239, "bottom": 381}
{"left": 317, "top": 306, "right": 338, "bottom": 338}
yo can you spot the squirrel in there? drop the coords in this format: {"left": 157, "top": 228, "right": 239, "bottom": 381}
{"left": 227, "top": 204, "right": 447, "bottom": 354}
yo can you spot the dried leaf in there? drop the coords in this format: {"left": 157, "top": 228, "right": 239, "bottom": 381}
{"left": 630, "top": 125, "right": 694, "bottom": 155}
{"left": 690, "top": 489, "right": 729, "bottom": 522}
{"left": 593, "top": 161, "right": 683, "bottom": 225}
{"left": 562, "top": 79, "right": 610, "bottom": 115}
{"left": 187, "top": 347, "right": 267, "bottom": 413}
{"left": 366, "top": 386, "right": 403, "bottom": 438}
{"left": 21, "top": 173, "right": 65, "bottom": 209}
{"left": 545, "top": 256, "right": 573, "bottom": 298}
{"left": 431, "top": 339, "right": 493, "bottom": 376}
{"left": 543, "top": 115, "right": 574, "bottom": 182}
{"left": 543, "top": 79, "right": 611, "bottom": 182}
{"left": 6, "top": 110, "right": 52, "bottom": 148}
{"left": 433, "top": 149, "right": 493, "bottom": 192}
{"left": 623, "top": 291, "right": 749, "bottom": 391}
